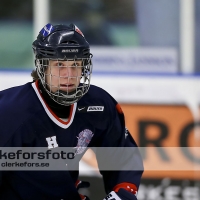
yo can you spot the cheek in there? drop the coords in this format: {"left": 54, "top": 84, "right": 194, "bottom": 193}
{"left": 78, "top": 68, "right": 82, "bottom": 76}
{"left": 72, "top": 68, "right": 82, "bottom": 78}
{"left": 45, "top": 68, "right": 56, "bottom": 84}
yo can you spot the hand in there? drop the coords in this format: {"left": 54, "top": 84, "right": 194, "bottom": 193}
{"left": 75, "top": 180, "right": 90, "bottom": 200}
{"left": 103, "top": 189, "right": 137, "bottom": 200}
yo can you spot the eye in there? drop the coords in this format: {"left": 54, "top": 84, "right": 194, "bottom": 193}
{"left": 57, "top": 62, "right": 64, "bottom": 67}
{"left": 73, "top": 61, "right": 82, "bottom": 67}
{"left": 71, "top": 62, "right": 79, "bottom": 67}
{"left": 72, "top": 63, "right": 77, "bottom": 67}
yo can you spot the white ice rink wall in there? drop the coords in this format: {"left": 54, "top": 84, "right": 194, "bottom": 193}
{"left": 0, "top": 71, "right": 199, "bottom": 114}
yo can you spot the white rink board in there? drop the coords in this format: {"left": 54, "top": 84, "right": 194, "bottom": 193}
{"left": 92, "top": 75, "right": 200, "bottom": 105}
{"left": 0, "top": 71, "right": 199, "bottom": 105}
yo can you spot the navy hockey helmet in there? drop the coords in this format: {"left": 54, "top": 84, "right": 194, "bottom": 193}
{"left": 32, "top": 23, "right": 93, "bottom": 106}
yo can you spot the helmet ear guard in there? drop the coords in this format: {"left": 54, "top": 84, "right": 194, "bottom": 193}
{"left": 32, "top": 23, "right": 93, "bottom": 106}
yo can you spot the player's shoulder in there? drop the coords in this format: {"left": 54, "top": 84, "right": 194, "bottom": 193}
{"left": 80, "top": 84, "right": 120, "bottom": 114}
{"left": 86, "top": 84, "right": 116, "bottom": 103}
{"left": 0, "top": 82, "right": 41, "bottom": 120}
{"left": 0, "top": 82, "right": 38, "bottom": 146}
{"left": 0, "top": 82, "right": 32, "bottom": 96}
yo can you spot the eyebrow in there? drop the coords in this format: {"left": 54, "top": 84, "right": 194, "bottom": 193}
{"left": 50, "top": 61, "right": 82, "bottom": 66}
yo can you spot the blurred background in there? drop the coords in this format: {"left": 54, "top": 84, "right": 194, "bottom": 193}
{"left": 0, "top": 0, "right": 200, "bottom": 199}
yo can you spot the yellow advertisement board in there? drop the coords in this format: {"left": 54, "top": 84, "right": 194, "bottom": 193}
{"left": 121, "top": 104, "right": 200, "bottom": 180}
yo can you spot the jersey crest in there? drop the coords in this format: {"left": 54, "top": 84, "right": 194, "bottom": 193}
{"left": 74, "top": 129, "right": 93, "bottom": 155}
{"left": 40, "top": 23, "right": 54, "bottom": 37}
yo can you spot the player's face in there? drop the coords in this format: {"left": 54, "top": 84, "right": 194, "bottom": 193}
{"left": 45, "top": 60, "right": 82, "bottom": 93}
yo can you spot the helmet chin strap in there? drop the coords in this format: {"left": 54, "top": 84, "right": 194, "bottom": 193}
{"left": 53, "top": 89, "right": 83, "bottom": 106}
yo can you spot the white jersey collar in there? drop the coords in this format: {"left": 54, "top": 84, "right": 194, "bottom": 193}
{"left": 32, "top": 81, "right": 77, "bottom": 129}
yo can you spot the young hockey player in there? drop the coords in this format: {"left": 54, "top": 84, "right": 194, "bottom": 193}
{"left": 0, "top": 23, "right": 143, "bottom": 200}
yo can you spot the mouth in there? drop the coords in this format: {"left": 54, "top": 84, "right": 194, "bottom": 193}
{"left": 59, "top": 84, "right": 76, "bottom": 91}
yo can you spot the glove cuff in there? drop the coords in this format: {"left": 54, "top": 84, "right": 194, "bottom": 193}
{"left": 113, "top": 182, "right": 138, "bottom": 196}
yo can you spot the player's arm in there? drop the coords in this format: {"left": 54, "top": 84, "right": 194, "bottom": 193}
{"left": 98, "top": 134, "right": 143, "bottom": 200}
{"left": 96, "top": 102, "right": 143, "bottom": 200}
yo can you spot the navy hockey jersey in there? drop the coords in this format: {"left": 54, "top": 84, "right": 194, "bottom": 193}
{"left": 0, "top": 81, "right": 143, "bottom": 200}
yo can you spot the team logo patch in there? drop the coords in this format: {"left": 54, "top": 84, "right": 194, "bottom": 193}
{"left": 87, "top": 106, "right": 104, "bottom": 112}
{"left": 77, "top": 107, "right": 85, "bottom": 111}
{"left": 46, "top": 136, "right": 58, "bottom": 149}
{"left": 74, "top": 129, "right": 94, "bottom": 155}
{"left": 40, "top": 23, "right": 54, "bottom": 37}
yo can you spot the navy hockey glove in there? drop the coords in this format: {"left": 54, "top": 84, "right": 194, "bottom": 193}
{"left": 103, "top": 182, "right": 138, "bottom": 200}
{"left": 75, "top": 180, "right": 90, "bottom": 200}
